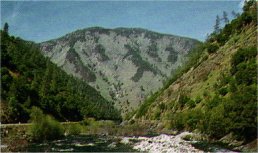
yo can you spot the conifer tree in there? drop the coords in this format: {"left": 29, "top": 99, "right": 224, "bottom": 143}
{"left": 223, "top": 11, "right": 229, "bottom": 23}
{"left": 231, "top": 10, "right": 240, "bottom": 18}
{"left": 214, "top": 15, "right": 221, "bottom": 34}
{"left": 3, "top": 22, "right": 9, "bottom": 34}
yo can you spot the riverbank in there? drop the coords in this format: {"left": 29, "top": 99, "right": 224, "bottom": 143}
{"left": 1, "top": 121, "right": 257, "bottom": 152}
{"left": 0, "top": 120, "right": 152, "bottom": 152}
{"left": 1, "top": 123, "right": 29, "bottom": 152}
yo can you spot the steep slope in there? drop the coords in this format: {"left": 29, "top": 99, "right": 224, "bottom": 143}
{"left": 0, "top": 31, "right": 121, "bottom": 123}
{"left": 135, "top": 0, "right": 256, "bottom": 144}
{"left": 40, "top": 28, "right": 200, "bottom": 113}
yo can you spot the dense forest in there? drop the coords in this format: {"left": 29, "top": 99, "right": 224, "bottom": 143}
{"left": 135, "top": 0, "right": 257, "bottom": 142}
{"left": 1, "top": 30, "right": 121, "bottom": 123}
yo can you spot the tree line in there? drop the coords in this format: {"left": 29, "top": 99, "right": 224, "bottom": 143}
{"left": 1, "top": 27, "right": 122, "bottom": 123}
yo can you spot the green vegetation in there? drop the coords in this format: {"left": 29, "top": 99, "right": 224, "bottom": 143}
{"left": 206, "top": 0, "right": 256, "bottom": 53}
{"left": 114, "top": 28, "right": 162, "bottom": 40}
{"left": 167, "top": 53, "right": 178, "bottom": 63}
{"left": 169, "top": 46, "right": 257, "bottom": 140}
{"left": 136, "top": 92, "right": 160, "bottom": 118}
{"left": 95, "top": 44, "right": 110, "bottom": 61}
{"left": 65, "top": 123, "right": 82, "bottom": 135}
{"left": 0, "top": 30, "right": 121, "bottom": 123}
{"left": 165, "top": 46, "right": 178, "bottom": 63}
{"left": 147, "top": 42, "right": 158, "bottom": 58}
{"left": 124, "top": 44, "right": 157, "bottom": 82}
{"left": 135, "top": 0, "right": 257, "bottom": 143}
{"left": 136, "top": 42, "right": 206, "bottom": 118}
{"left": 29, "top": 107, "right": 64, "bottom": 142}
{"left": 164, "top": 43, "right": 206, "bottom": 90}
{"left": 87, "top": 27, "right": 111, "bottom": 35}
{"left": 206, "top": 43, "right": 219, "bottom": 54}
{"left": 147, "top": 41, "right": 162, "bottom": 62}
{"left": 66, "top": 47, "right": 96, "bottom": 82}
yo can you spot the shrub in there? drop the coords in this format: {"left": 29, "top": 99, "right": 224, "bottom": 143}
{"left": 206, "top": 95, "right": 221, "bottom": 109}
{"left": 185, "top": 109, "right": 204, "bottom": 130}
{"left": 153, "top": 108, "right": 161, "bottom": 120}
{"left": 158, "top": 103, "right": 166, "bottom": 110}
{"left": 231, "top": 47, "right": 257, "bottom": 74}
{"left": 187, "top": 99, "right": 196, "bottom": 108}
{"left": 216, "top": 33, "right": 228, "bottom": 46}
{"left": 29, "top": 107, "right": 64, "bottom": 142}
{"left": 206, "top": 43, "right": 219, "bottom": 54}
{"left": 178, "top": 94, "right": 190, "bottom": 107}
{"left": 66, "top": 124, "right": 82, "bottom": 135}
{"left": 229, "top": 78, "right": 237, "bottom": 92}
{"left": 206, "top": 105, "right": 230, "bottom": 138}
{"left": 80, "top": 117, "right": 96, "bottom": 126}
{"left": 195, "top": 96, "right": 202, "bottom": 104}
{"left": 218, "top": 87, "right": 228, "bottom": 96}
{"left": 170, "top": 113, "right": 186, "bottom": 130}
{"left": 235, "top": 59, "right": 256, "bottom": 85}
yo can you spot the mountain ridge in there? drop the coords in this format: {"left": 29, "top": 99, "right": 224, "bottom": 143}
{"left": 40, "top": 27, "right": 199, "bottom": 43}
{"left": 40, "top": 27, "right": 200, "bottom": 114}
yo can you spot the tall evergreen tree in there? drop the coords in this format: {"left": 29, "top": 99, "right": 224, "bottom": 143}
{"left": 231, "top": 10, "right": 240, "bottom": 18}
{"left": 214, "top": 15, "right": 221, "bottom": 34}
{"left": 3, "top": 22, "right": 9, "bottom": 34}
{"left": 223, "top": 11, "right": 229, "bottom": 23}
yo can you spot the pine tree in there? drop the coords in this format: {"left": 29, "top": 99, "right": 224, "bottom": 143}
{"left": 214, "top": 15, "right": 221, "bottom": 34}
{"left": 223, "top": 11, "right": 229, "bottom": 23}
{"left": 231, "top": 10, "right": 240, "bottom": 18}
{"left": 3, "top": 22, "right": 9, "bottom": 33}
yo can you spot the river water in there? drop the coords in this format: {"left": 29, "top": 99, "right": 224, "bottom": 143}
{"left": 26, "top": 135, "right": 136, "bottom": 152}
{"left": 25, "top": 133, "right": 236, "bottom": 152}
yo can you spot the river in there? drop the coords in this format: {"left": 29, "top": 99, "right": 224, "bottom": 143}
{"left": 25, "top": 132, "right": 237, "bottom": 152}
{"left": 26, "top": 135, "right": 136, "bottom": 152}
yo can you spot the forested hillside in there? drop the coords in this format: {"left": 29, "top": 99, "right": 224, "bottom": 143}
{"left": 135, "top": 0, "right": 257, "bottom": 143}
{"left": 1, "top": 31, "right": 121, "bottom": 123}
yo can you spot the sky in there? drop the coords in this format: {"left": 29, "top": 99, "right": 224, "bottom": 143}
{"left": 1, "top": 0, "right": 243, "bottom": 43}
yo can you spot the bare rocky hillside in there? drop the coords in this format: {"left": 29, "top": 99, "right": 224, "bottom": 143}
{"left": 40, "top": 27, "right": 199, "bottom": 113}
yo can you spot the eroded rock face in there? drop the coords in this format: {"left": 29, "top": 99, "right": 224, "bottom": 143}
{"left": 40, "top": 27, "right": 199, "bottom": 113}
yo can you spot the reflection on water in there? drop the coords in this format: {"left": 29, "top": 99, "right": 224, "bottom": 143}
{"left": 26, "top": 135, "right": 137, "bottom": 152}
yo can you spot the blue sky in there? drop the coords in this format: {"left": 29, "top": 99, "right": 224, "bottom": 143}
{"left": 1, "top": 1, "right": 243, "bottom": 42}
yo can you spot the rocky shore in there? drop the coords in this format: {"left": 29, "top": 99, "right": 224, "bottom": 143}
{"left": 121, "top": 132, "right": 203, "bottom": 152}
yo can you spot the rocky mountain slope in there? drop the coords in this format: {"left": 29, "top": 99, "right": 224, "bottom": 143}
{"left": 40, "top": 27, "right": 199, "bottom": 113}
{"left": 134, "top": 0, "right": 256, "bottom": 149}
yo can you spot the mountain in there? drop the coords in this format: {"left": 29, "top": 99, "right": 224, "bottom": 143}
{"left": 134, "top": 0, "right": 257, "bottom": 145}
{"left": 0, "top": 31, "right": 121, "bottom": 123}
{"left": 40, "top": 27, "right": 200, "bottom": 113}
